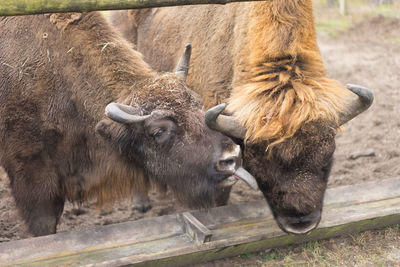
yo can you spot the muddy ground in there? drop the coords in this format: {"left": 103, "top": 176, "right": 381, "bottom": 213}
{"left": 1, "top": 14, "right": 399, "bottom": 266}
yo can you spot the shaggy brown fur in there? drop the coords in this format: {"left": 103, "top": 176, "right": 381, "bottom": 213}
{"left": 110, "top": 0, "right": 361, "bottom": 233}
{"left": 111, "top": 1, "right": 351, "bottom": 147}
{"left": 0, "top": 12, "right": 239, "bottom": 236}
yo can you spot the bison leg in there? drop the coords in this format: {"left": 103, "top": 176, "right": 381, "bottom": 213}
{"left": 132, "top": 192, "right": 152, "bottom": 213}
{"left": 214, "top": 185, "right": 233, "bottom": 206}
{"left": 132, "top": 180, "right": 168, "bottom": 213}
{"left": 132, "top": 175, "right": 153, "bottom": 213}
{"left": 8, "top": 171, "right": 65, "bottom": 236}
{"left": 155, "top": 182, "right": 168, "bottom": 198}
{"left": 21, "top": 196, "right": 65, "bottom": 236}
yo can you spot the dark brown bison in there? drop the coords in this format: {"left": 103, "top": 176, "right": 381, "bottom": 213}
{"left": 111, "top": 0, "right": 373, "bottom": 234}
{"left": 0, "top": 12, "right": 256, "bottom": 237}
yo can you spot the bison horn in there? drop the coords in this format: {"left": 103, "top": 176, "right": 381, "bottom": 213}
{"left": 234, "top": 167, "right": 259, "bottom": 191}
{"left": 205, "top": 103, "right": 246, "bottom": 139}
{"left": 175, "top": 43, "right": 203, "bottom": 104}
{"left": 175, "top": 43, "right": 191, "bottom": 83}
{"left": 339, "top": 84, "right": 374, "bottom": 126}
{"left": 105, "top": 103, "right": 150, "bottom": 124}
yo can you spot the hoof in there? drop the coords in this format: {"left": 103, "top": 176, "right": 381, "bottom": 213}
{"left": 132, "top": 195, "right": 152, "bottom": 213}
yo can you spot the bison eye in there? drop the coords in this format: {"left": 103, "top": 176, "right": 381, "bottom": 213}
{"left": 147, "top": 119, "right": 176, "bottom": 144}
{"left": 153, "top": 128, "right": 165, "bottom": 137}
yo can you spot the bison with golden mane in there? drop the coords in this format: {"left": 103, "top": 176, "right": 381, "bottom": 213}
{"left": 111, "top": 0, "right": 373, "bottom": 234}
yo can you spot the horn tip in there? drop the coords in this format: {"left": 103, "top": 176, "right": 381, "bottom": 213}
{"left": 234, "top": 167, "right": 259, "bottom": 191}
{"left": 205, "top": 103, "right": 227, "bottom": 117}
{"left": 205, "top": 104, "right": 225, "bottom": 126}
{"left": 345, "top": 84, "right": 374, "bottom": 107}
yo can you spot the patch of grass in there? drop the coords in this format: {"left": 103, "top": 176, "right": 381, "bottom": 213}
{"left": 282, "top": 255, "right": 297, "bottom": 266}
{"left": 315, "top": 17, "right": 351, "bottom": 37}
{"left": 368, "top": 7, "right": 400, "bottom": 19}
{"left": 378, "top": 4, "right": 392, "bottom": 9}
{"left": 237, "top": 225, "right": 400, "bottom": 267}
{"left": 314, "top": 0, "right": 400, "bottom": 38}
{"left": 264, "top": 251, "right": 277, "bottom": 261}
{"left": 391, "top": 36, "right": 400, "bottom": 44}
{"left": 303, "top": 240, "right": 320, "bottom": 250}
{"left": 372, "top": 256, "right": 385, "bottom": 267}
{"left": 239, "top": 252, "right": 254, "bottom": 259}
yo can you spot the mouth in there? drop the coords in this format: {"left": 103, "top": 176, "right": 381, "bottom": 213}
{"left": 275, "top": 210, "right": 322, "bottom": 235}
{"left": 219, "top": 176, "right": 238, "bottom": 187}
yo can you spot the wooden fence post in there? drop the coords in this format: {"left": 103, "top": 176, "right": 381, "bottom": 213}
{"left": 0, "top": 0, "right": 266, "bottom": 16}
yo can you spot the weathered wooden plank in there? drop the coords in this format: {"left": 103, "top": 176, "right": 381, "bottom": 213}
{"left": 0, "top": 0, "right": 266, "bottom": 16}
{"left": 136, "top": 214, "right": 400, "bottom": 267}
{"left": 0, "top": 177, "right": 399, "bottom": 267}
{"left": 181, "top": 212, "right": 212, "bottom": 243}
{"left": 0, "top": 214, "right": 185, "bottom": 265}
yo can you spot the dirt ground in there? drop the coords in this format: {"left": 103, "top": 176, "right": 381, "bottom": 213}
{"left": 1, "top": 12, "right": 400, "bottom": 266}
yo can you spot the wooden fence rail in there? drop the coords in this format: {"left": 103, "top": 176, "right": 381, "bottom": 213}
{"left": 0, "top": 0, "right": 266, "bottom": 16}
{"left": 1, "top": 177, "right": 399, "bottom": 266}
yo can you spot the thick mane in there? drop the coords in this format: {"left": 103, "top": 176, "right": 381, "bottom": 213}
{"left": 228, "top": 0, "right": 348, "bottom": 147}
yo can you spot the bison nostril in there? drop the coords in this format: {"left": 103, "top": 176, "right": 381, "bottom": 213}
{"left": 215, "top": 144, "right": 241, "bottom": 173}
{"left": 220, "top": 159, "right": 235, "bottom": 167}
{"left": 216, "top": 157, "right": 237, "bottom": 172}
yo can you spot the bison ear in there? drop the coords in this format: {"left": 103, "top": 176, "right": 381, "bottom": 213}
{"left": 95, "top": 119, "right": 114, "bottom": 140}
{"left": 95, "top": 118, "right": 145, "bottom": 148}
{"left": 96, "top": 103, "right": 150, "bottom": 141}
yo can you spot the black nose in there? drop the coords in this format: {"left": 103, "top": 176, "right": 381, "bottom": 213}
{"left": 215, "top": 145, "right": 241, "bottom": 173}
{"left": 276, "top": 209, "right": 321, "bottom": 234}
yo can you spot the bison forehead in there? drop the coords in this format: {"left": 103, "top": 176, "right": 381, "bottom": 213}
{"left": 243, "top": 120, "right": 336, "bottom": 169}
{"left": 129, "top": 74, "right": 199, "bottom": 111}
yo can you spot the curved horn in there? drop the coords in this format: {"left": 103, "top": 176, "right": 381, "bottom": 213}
{"left": 105, "top": 103, "right": 150, "bottom": 124}
{"left": 175, "top": 43, "right": 202, "bottom": 103}
{"left": 205, "top": 103, "right": 246, "bottom": 139}
{"left": 175, "top": 43, "right": 192, "bottom": 83}
{"left": 234, "top": 167, "right": 259, "bottom": 191}
{"left": 339, "top": 84, "right": 374, "bottom": 125}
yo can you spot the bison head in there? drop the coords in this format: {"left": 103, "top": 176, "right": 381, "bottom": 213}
{"left": 205, "top": 84, "right": 373, "bottom": 234}
{"left": 96, "top": 44, "right": 257, "bottom": 209}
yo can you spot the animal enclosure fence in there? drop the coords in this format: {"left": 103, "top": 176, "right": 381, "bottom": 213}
{"left": 1, "top": 178, "right": 400, "bottom": 266}
{"left": 0, "top": 0, "right": 266, "bottom": 16}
